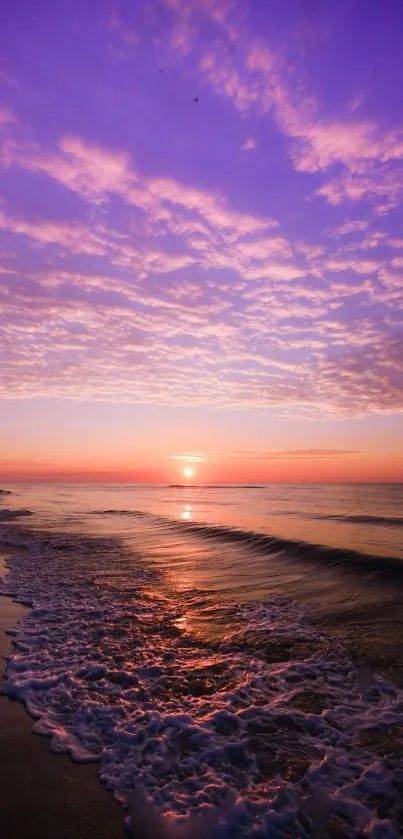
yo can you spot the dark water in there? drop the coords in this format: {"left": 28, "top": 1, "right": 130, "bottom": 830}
{"left": 3, "top": 482, "right": 403, "bottom": 558}
{"left": 3, "top": 482, "right": 403, "bottom": 635}
{"left": 1, "top": 483, "right": 403, "bottom": 837}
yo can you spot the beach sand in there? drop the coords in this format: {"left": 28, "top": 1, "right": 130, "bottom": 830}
{"left": 0, "top": 546, "right": 126, "bottom": 839}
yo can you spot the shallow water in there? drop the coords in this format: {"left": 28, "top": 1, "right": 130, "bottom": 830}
{"left": 3, "top": 483, "right": 403, "bottom": 635}
{"left": 1, "top": 483, "right": 403, "bottom": 837}
{"left": 3, "top": 482, "right": 403, "bottom": 559}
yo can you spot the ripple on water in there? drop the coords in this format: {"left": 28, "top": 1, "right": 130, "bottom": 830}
{"left": 0, "top": 526, "right": 403, "bottom": 838}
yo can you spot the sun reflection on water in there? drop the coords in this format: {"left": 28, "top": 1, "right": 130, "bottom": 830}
{"left": 181, "top": 504, "right": 193, "bottom": 521}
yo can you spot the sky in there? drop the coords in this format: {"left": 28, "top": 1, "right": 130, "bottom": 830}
{"left": 0, "top": 0, "right": 402, "bottom": 483}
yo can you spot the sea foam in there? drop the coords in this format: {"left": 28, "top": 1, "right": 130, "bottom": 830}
{"left": 1, "top": 525, "right": 403, "bottom": 838}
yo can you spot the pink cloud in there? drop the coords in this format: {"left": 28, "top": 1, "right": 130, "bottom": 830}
{"left": 190, "top": 25, "right": 403, "bottom": 214}
{"left": 289, "top": 120, "right": 403, "bottom": 173}
{"left": 332, "top": 220, "right": 369, "bottom": 236}
{"left": 241, "top": 137, "right": 256, "bottom": 151}
{"left": 1, "top": 125, "right": 402, "bottom": 417}
{"left": 0, "top": 213, "right": 107, "bottom": 255}
{"left": 2, "top": 134, "right": 279, "bottom": 243}
{"left": 106, "top": 0, "right": 403, "bottom": 233}
{"left": 316, "top": 166, "right": 403, "bottom": 210}
{"left": 199, "top": 52, "right": 257, "bottom": 112}
{"left": 169, "top": 22, "right": 196, "bottom": 55}
{"left": 1, "top": 135, "right": 132, "bottom": 203}
{"left": 325, "top": 257, "right": 380, "bottom": 275}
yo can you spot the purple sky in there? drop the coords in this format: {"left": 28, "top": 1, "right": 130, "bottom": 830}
{"left": 0, "top": 0, "right": 402, "bottom": 481}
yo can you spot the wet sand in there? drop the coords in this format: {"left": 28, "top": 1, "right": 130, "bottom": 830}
{"left": 0, "top": 546, "right": 126, "bottom": 839}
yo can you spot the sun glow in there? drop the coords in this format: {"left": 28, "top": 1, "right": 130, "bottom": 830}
{"left": 183, "top": 466, "right": 194, "bottom": 479}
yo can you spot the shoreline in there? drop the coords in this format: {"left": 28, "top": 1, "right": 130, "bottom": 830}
{"left": 1, "top": 511, "right": 403, "bottom": 835}
{"left": 0, "top": 545, "right": 126, "bottom": 839}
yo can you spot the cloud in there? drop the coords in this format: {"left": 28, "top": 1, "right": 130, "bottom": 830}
{"left": 111, "top": 0, "right": 403, "bottom": 221}
{"left": 241, "top": 137, "right": 256, "bottom": 151}
{"left": 0, "top": 212, "right": 107, "bottom": 256}
{"left": 176, "top": 15, "right": 403, "bottom": 213}
{"left": 1, "top": 274, "right": 401, "bottom": 415}
{"left": 288, "top": 120, "right": 403, "bottom": 174}
{"left": 316, "top": 165, "right": 403, "bottom": 211}
{"left": 1, "top": 134, "right": 277, "bottom": 238}
{"left": 231, "top": 449, "right": 362, "bottom": 460}
{"left": 170, "top": 22, "right": 196, "bottom": 55}
{"left": 330, "top": 220, "right": 369, "bottom": 237}
{"left": 1, "top": 133, "right": 296, "bottom": 292}
{"left": 1, "top": 126, "right": 402, "bottom": 417}
{"left": 197, "top": 36, "right": 396, "bottom": 175}
{"left": 170, "top": 452, "right": 208, "bottom": 462}
{"left": 325, "top": 257, "right": 380, "bottom": 275}
{"left": 5, "top": 135, "right": 133, "bottom": 202}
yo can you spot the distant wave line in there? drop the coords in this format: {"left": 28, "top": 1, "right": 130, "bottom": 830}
{"left": 166, "top": 484, "right": 265, "bottom": 489}
{"left": 91, "top": 508, "right": 403, "bottom": 583}
{"left": 311, "top": 513, "right": 403, "bottom": 528}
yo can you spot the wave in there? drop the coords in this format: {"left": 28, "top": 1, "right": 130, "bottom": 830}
{"left": 91, "top": 509, "right": 148, "bottom": 517}
{"left": 174, "top": 520, "right": 403, "bottom": 583}
{"left": 0, "top": 509, "right": 32, "bottom": 521}
{"left": 167, "top": 484, "right": 197, "bottom": 488}
{"left": 166, "top": 484, "right": 265, "bottom": 489}
{"left": 2, "top": 525, "right": 403, "bottom": 836}
{"left": 0, "top": 489, "right": 13, "bottom": 496}
{"left": 91, "top": 508, "right": 403, "bottom": 584}
{"left": 313, "top": 513, "right": 403, "bottom": 528}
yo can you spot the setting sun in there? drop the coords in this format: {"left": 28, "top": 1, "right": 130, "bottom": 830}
{"left": 1, "top": 4, "right": 403, "bottom": 837}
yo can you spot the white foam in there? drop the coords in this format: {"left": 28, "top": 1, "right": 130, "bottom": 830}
{"left": 1, "top": 529, "right": 403, "bottom": 838}
{"left": 235, "top": 598, "right": 326, "bottom": 640}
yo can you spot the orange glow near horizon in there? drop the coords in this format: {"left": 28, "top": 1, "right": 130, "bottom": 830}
{"left": 1, "top": 447, "right": 403, "bottom": 484}
{"left": 2, "top": 4, "right": 403, "bottom": 494}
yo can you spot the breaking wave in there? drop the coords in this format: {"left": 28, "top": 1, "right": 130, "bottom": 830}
{"left": 1, "top": 521, "right": 403, "bottom": 837}
{"left": 174, "top": 520, "right": 403, "bottom": 584}
{"left": 91, "top": 510, "right": 403, "bottom": 585}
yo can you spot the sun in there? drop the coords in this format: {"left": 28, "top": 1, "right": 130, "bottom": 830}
{"left": 183, "top": 466, "right": 194, "bottom": 480}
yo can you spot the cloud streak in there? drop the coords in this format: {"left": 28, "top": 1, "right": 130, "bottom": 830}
{"left": 0, "top": 2, "right": 402, "bottom": 424}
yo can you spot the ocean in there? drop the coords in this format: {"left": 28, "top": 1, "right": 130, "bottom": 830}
{"left": 1, "top": 483, "right": 403, "bottom": 837}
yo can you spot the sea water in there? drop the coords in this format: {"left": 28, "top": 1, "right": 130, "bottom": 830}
{"left": 1, "top": 483, "right": 403, "bottom": 837}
